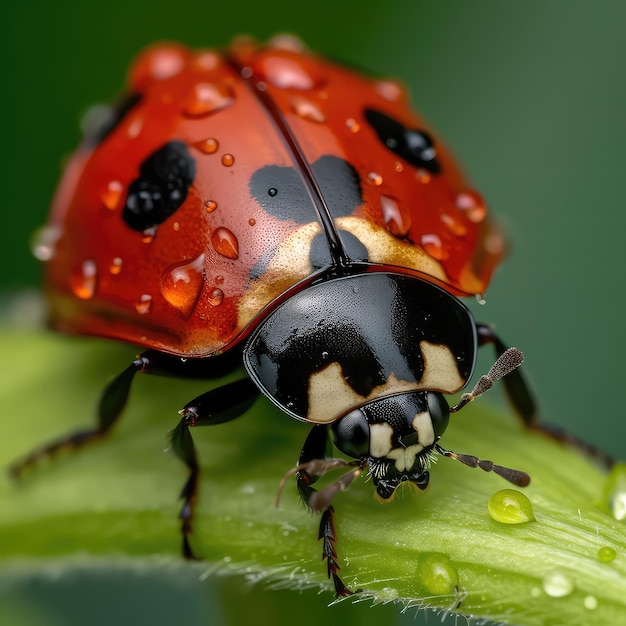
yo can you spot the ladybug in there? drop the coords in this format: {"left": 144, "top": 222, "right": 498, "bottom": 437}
{"left": 13, "top": 35, "right": 536, "bottom": 597}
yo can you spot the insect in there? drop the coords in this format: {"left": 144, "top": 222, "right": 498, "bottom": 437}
{"left": 13, "top": 35, "right": 535, "bottom": 596}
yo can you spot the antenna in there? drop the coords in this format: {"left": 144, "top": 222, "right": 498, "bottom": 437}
{"left": 443, "top": 347, "right": 530, "bottom": 486}
{"left": 451, "top": 347, "right": 524, "bottom": 413}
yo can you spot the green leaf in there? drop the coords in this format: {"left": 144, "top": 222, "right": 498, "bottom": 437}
{"left": 0, "top": 327, "right": 625, "bottom": 625}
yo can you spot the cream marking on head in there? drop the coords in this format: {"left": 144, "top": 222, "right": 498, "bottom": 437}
{"left": 412, "top": 411, "right": 435, "bottom": 447}
{"left": 386, "top": 444, "right": 425, "bottom": 473}
{"left": 369, "top": 422, "right": 394, "bottom": 458}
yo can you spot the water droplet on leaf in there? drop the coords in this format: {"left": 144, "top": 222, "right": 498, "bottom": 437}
{"left": 488, "top": 489, "right": 535, "bottom": 524}
{"left": 599, "top": 462, "right": 626, "bottom": 521}
{"left": 542, "top": 569, "right": 574, "bottom": 598}
{"left": 415, "top": 553, "right": 459, "bottom": 596}
{"left": 597, "top": 546, "right": 616, "bottom": 563}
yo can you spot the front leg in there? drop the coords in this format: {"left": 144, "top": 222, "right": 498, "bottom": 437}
{"left": 296, "top": 425, "right": 359, "bottom": 598}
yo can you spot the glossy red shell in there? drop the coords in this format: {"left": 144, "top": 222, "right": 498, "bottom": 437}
{"left": 41, "top": 36, "right": 504, "bottom": 357}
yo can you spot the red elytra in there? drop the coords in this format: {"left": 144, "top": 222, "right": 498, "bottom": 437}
{"left": 41, "top": 35, "right": 503, "bottom": 358}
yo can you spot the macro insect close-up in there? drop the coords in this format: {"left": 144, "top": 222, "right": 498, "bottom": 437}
{"left": 2, "top": 5, "right": 626, "bottom": 626}
{"left": 10, "top": 35, "right": 537, "bottom": 595}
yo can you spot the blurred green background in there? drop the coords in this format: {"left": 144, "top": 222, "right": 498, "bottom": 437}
{"left": 2, "top": 0, "right": 625, "bottom": 624}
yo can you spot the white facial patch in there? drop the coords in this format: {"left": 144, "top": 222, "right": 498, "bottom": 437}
{"left": 369, "top": 422, "right": 394, "bottom": 458}
{"left": 369, "top": 412, "right": 434, "bottom": 473}
{"left": 412, "top": 411, "right": 435, "bottom": 447}
{"left": 386, "top": 444, "right": 424, "bottom": 473}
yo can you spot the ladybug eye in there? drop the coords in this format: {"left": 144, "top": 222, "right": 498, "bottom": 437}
{"left": 331, "top": 409, "right": 370, "bottom": 459}
{"left": 427, "top": 392, "right": 450, "bottom": 439}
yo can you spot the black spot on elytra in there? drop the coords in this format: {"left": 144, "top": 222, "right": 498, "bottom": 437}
{"left": 364, "top": 109, "right": 440, "bottom": 174}
{"left": 82, "top": 93, "right": 142, "bottom": 149}
{"left": 310, "top": 229, "right": 368, "bottom": 269}
{"left": 248, "top": 155, "right": 362, "bottom": 224}
{"left": 122, "top": 141, "right": 196, "bottom": 231}
{"left": 249, "top": 227, "right": 368, "bottom": 280}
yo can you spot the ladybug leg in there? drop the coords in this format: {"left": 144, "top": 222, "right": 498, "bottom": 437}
{"left": 8, "top": 350, "right": 244, "bottom": 479}
{"left": 477, "top": 325, "right": 613, "bottom": 469}
{"left": 170, "top": 378, "right": 260, "bottom": 559}
{"left": 477, "top": 324, "right": 537, "bottom": 425}
{"left": 8, "top": 355, "right": 148, "bottom": 479}
{"left": 296, "top": 425, "right": 356, "bottom": 598}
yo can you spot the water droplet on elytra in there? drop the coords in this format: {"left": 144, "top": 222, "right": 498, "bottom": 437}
{"left": 268, "top": 188, "right": 277, "bottom": 197}
{"left": 252, "top": 50, "right": 324, "bottom": 90}
{"left": 204, "top": 200, "right": 218, "bottom": 213}
{"left": 290, "top": 96, "right": 325, "bottom": 123}
{"left": 135, "top": 293, "right": 152, "bottom": 315}
{"left": 415, "top": 553, "right": 459, "bottom": 596}
{"left": 441, "top": 213, "right": 468, "bottom": 237}
{"left": 127, "top": 117, "right": 143, "bottom": 138}
{"left": 488, "top": 489, "right": 535, "bottom": 524}
{"left": 212, "top": 227, "right": 239, "bottom": 259}
{"left": 597, "top": 546, "right": 616, "bottom": 563}
{"left": 267, "top": 34, "right": 307, "bottom": 53}
{"left": 109, "top": 257, "right": 123, "bottom": 275}
{"left": 183, "top": 82, "right": 234, "bottom": 117}
{"left": 416, "top": 169, "right": 431, "bottom": 184}
{"left": 248, "top": 218, "right": 256, "bottom": 226}
{"left": 421, "top": 233, "right": 448, "bottom": 260}
{"left": 221, "top": 154, "right": 235, "bottom": 167}
{"left": 381, "top": 195, "right": 411, "bottom": 237}
{"left": 192, "top": 51, "right": 221, "bottom": 72}
{"left": 456, "top": 190, "right": 486, "bottom": 223}
{"left": 194, "top": 137, "right": 219, "bottom": 154}
{"left": 375, "top": 80, "right": 403, "bottom": 102}
{"left": 368, "top": 172, "right": 383, "bottom": 186}
{"left": 70, "top": 259, "right": 97, "bottom": 300}
{"left": 101, "top": 180, "right": 124, "bottom": 211}
{"left": 208, "top": 287, "right": 224, "bottom": 306}
{"left": 160, "top": 254, "right": 205, "bottom": 316}
{"left": 130, "top": 44, "right": 189, "bottom": 91}
{"left": 394, "top": 161, "right": 404, "bottom": 173}
{"left": 542, "top": 569, "right": 574, "bottom": 597}
{"left": 345, "top": 118, "right": 360, "bottom": 133}
{"left": 142, "top": 226, "right": 157, "bottom": 244}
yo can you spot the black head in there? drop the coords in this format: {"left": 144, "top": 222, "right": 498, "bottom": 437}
{"left": 330, "top": 391, "right": 450, "bottom": 500}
